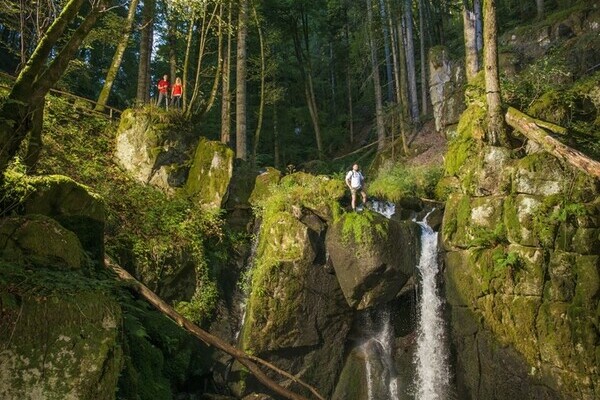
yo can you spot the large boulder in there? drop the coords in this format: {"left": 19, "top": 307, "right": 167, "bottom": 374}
{"left": 185, "top": 137, "right": 235, "bottom": 210}
{"left": 21, "top": 175, "right": 105, "bottom": 264}
{"left": 428, "top": 46, "right": 466, "bottom": 138}
{"left": 0, "top": 215, "right": 86, "bottom": 270}
{"left": 114, "top": 109, "right": 195, "bottom": 191}
{"left": 237, "top": 210, "right": 353, "bottom": 398}
{"left": 326, "top": 212, "right": 421, "bottom": 309}
{"left": 0, "top": 289, "right": 122, "bottom": 399}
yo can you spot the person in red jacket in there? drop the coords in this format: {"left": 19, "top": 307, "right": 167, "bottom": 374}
{"left": 157, "top": 74, "right": 169, "bottom": 109}
{"left": 171, "top": 77, "right": 183, "bottom": 109}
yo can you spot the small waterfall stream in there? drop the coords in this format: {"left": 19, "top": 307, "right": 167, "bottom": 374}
{"left": 414, "top": 214, "right": 451, "bottom": 400}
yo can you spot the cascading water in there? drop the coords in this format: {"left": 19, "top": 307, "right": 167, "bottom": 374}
{"left": 414, "top": 213, "right": 451, "bottom": 400}
{"left": 360, "top": 307, "right": 400, "bottom": 400}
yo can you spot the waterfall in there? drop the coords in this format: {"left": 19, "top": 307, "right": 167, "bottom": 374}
{"left": 233, "top": 225, "right": 261, "bottom": 342}
{"left": 361, "top": 307, "right": 400, "bottom": 400}
{"left": 414, "top": 214, "right": 450, "bottom": 400}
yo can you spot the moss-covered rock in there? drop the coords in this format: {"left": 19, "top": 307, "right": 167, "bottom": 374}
{"left": 0, "top": 283, "right": 122, "bottom": 399}
{"left": 185, "top": 137, "right": 235, "bottom": 210}
{"left": 248, "top": 167, "right": 282, "bottom": 206}
{"left": 21, "top": 175, "right": 105, "bottom": 264}
{"left": 238, "top": 208, "right": 353, "bottom": 397}
{"left": 0, "top": 215, "right": 86, "bottom": 270}
{"left": 512, "top": 152, "right": 569, "bottom": 196}
{"left": 326, "top": 212, "right": 420, "bottom": 309}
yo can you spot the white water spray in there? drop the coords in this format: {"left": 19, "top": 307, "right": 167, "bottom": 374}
{"left": 414, "top": 214, "right": 451, "bottom": 400}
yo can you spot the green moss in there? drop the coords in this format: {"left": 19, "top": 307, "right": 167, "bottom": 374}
{"left": 340, "top": 211, "right": 387, "bottom": 247}
{"left": 444, "top": 136, "right": 478, "bottom": 177}
{"left": 248, "top": 167, "right": 282, "bottom": 206}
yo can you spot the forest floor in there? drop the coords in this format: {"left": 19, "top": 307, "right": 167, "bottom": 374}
{"left": 405, "top": 120, "right": 447, "bottom": 168}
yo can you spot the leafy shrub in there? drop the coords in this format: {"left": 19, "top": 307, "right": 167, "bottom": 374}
{"left": 368, "top": 163, "right": 444, "bottom": 201}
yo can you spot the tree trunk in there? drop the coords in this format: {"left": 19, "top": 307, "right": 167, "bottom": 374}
{"left": 379, "top": 0, "right": 394, "bottom": 103}
{"left": 105, "top": 258, "right": 324, "bottom": 400}
{"left": 236, "top": 0, "right": 248, "bottom": 160}
{"left": 506, "top": 107, "right": 600, "bottom": 178}
{"left": 252, "top": 2, "right": 266, "bottom": 164}
{"left": 398, "top": 19, "right": 412, "bottom": 150}
{"left": 220, "top": 1, "right": 232, "bottom": 145}
{"left": 404, "top": 0, "right": 420, "bottom": 123}
{"left": 483, "top": 0, "right": 507, "bottom": 146}
{"left": 418, "top": 0, "right": 428, "bottom": 115}
{"left": 536, "top": 0, "right": 544, "bottom": 19}
{"left": 164, "top": 0, "right": 178, "bottom": 83}
{"left": 198, "top": 2, "right": 224, "bottom": 117}
{"left": 474, "top": 0, "right": 483, "bottom": 52}
{"left": 23, "top": 99, "right": 45, "bottom": 172}
{"left": 136, "top": 0, "right": 155, "bottom": 105}
{"left": 182, "top": 13, "right": 195, "bottom": 110}
{"left": 463, "top": 1, "right": 480, "bottom": 81}
{"left": 0, "top": 0, "right": 107, "bottom": 174}
{"left": 367, "top": 0, "right": 386, "bottom": 151}
{"left": 96, "top": 0, "right": 139, "bottom": 111}
{"left": 273, "top": 104, "right": 280, "bottom": 168}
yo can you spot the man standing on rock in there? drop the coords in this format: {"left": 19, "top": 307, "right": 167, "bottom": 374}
{"left": 345, "top": 163, "right": 367, "bottom": 211}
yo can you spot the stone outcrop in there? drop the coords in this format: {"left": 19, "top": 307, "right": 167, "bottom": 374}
{"left": 326, "top": 213, "right": 421, "bottom": 309}
{"left": 428, "top": 46, "right": 466, "bottom": 138}
{"left": 0, "top": 215, "right": 86, "bottom": 270}
{"left": 21, "top": 175, "right": 105, "bottom": 264}
{"left": 0, "top": 287, "right": 122, "bottom": 399}
{"left": 185, "top": 137, "right": 235, "bottom": 210}
{"left": 440, "top": 94, "right": 600, "bottom": 399}
{"left": 114, "top": 109, "right": 196, "bottom": 192}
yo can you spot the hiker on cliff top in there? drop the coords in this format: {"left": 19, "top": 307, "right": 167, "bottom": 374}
{"left": 345, "top": 163, "right": 367, "bottom": 211}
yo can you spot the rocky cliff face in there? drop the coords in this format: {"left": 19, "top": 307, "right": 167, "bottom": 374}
{"left": 440, "top": 96, "right": 599, "bottom": 399}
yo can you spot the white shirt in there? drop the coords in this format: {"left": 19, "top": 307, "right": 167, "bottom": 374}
{"left": 346, "top": 170, "right": 364, "bottom": 189}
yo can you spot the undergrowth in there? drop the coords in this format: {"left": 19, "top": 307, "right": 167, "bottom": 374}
{"left": 368, "top": 162, "right": 444, "bottom": 202}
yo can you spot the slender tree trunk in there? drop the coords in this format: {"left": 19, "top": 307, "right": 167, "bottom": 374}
{"left": 163, "top": 0, "right": 178, "bottom": 82}
{"left": 398, "top": 19, "right": 411, "bottom": 152}
{"left": 474, "top": 0, "right": 483, "bottom": 52}
{"left": 182, "top": 13, "right": 195, "bottom": 110}
{"left": 236, "top": 0, "right": 248, "bottom": 160}
{"left": 136, "top": 0, "right": 155, "bottom": 105}
{"left": 273, "top": 104, "right": 280, "bottom": 168}
{"left": 483, "top": 0, "right": 507, "bottom": 146}
{"left": 463, "top": 0, "right": 480, "bottom": 81}
{"left": 96, "top": 0, "right": 139, "bottom": 111}
{"left": 387, "top": 0, "right": 409, "bottom": 154}
{"left": 536, "top": 0, "right": 544, "bottom": 19}
{"left": 404, "top": 0, "right": 419, "bottom": 123}
{"left": 199, "top": 2, "right": 224, "bottom": 117}
{"left": 379, "top": 0, "right": 394, "bottom": 103}
{"left": 252, "top": 2, "right": 266, "bottom": 164}
{"left": 220, "top": 1, "right": 232, "bottom": 144}
{"left": 418, "top": 0, "right": 428, "bottom": 114}
{"left": 344, "top": 11, "right": 354, "bottom": 143}
{"left": 23, "top": 99, "right": 45, "bottom": 172}
{"left": 367, "top": 0, "right": 386, "bottom": 151}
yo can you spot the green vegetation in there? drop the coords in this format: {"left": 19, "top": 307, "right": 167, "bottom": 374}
{"left": 341, "top": 211, "right": 387, "bottom": 246}
{"left": 368, "top": 163, "right": 444, "bottom": 201}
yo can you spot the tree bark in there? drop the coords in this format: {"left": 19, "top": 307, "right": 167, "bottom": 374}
{"left": 418, "top": 0, "right": 428, "bottom": 115}
{"left": 182, "top": 12, "right": 195, "bottom": 110}
{"left": 96, "top": 0, "right": 139, "bottom": 111}
{"left": 404, "top": 0, "right": 420, "bottom": 123}
{"left": 379, "top": 0, "right": 394, "bottom": 103}
{"left": 236, "top": 0, "right": 248, "bottom": 160}
{"left": 252, "top": 2, "right": 266, "bottom": 164}
{"left": 23, "top": 99, "right": 45, "bottom": 172}
{"left": 105, "top": 258, "right": 324, "bottom": 400}
{"left": 198, "top": 1, "right": 224, "bottom": 117}
{"left": 536, "top": 0, "right": 544, "bottom": 20}
{"left": 474, "top": 0, "right": 483, "bottom": 52}
{"left": 273, "top": 104, "right": 280, "bottom": 168}
{"left": 220, "top": 0, "right": 232, "bottom": 145}
{"left": 463, "top": 0, "right": 480, "bottom": 81}
{"left": 506, "top": 107, "right": 600, "bottom": 179}
{"left": 398, "top": 19, "right": 411, "bottom": 151}
{"left": 483, "top": 0, "right": 507, "bottom": 146}
{"left": 136, "top": 0, "right": 155, "bottom": 105}
{"left": 367, "top": 0, "right": 386, "bottom": 151}
{"left": 164, "top": 0, "right": 178, "bottom": 83}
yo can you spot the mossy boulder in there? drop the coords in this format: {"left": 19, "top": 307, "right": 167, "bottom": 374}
{"left": 512, "top": 152, "right": 569, "bottom": 196}
{"left": 185, "top": 137, "right": 235, "bottom": 210}
{"left": 0, "top": 286, "right": 122, "bottom": 399}
{"left": 21, "top": 175, "right": 105, "bottom": 264}
{"left": 0, "top": 215, "right": 86, "bottom": 270}
{"left": 326, "top": 212, "right": 421, "bottom": 309}
{"left": 248, "top": 167, "right": 282, "bottom": 206}
{"left": 239, "top": 209, "right": 353, "bottom": 397}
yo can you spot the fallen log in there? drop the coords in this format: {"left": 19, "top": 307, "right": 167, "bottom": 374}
{"left": 505, "top": 107, "right": 600, "bottom": 179}
{"left": 105, "top": 257, "right": 324, "bottom": 400}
